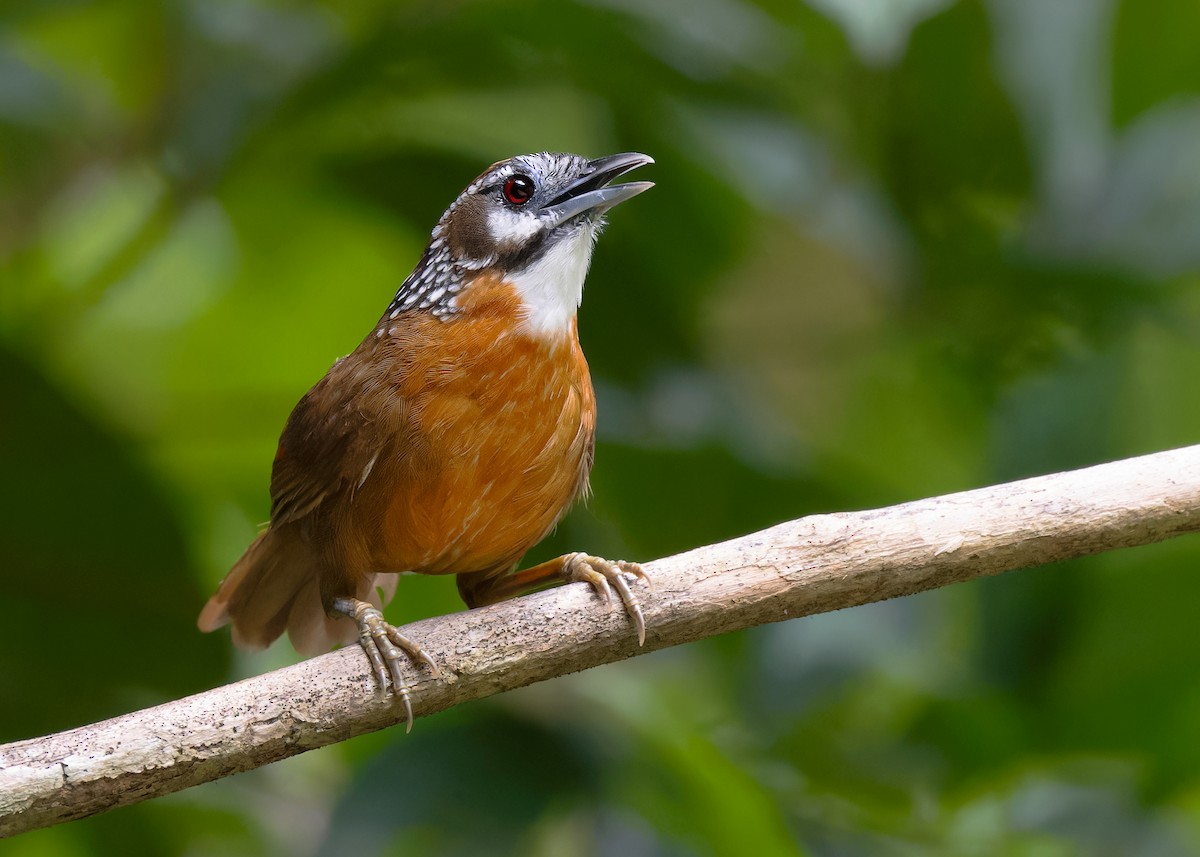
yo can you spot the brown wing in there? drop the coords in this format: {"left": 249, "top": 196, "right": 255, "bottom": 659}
{"left": 269, "top": 390, "right": 352, "bottom": 525}
{"left": 200, "top": 338, "right": 422, "bottom": 654}
{"left": 268, "top": 352, "right": 405, "bottom": 527}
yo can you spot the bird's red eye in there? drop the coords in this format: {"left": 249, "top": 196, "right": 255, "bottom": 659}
{"left": 503, "top": 174, "right": 535, "bottom": 205}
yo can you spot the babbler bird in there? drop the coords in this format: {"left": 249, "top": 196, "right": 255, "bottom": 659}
{"left": 198, "top": 152, "right": 654, "bottom": 728}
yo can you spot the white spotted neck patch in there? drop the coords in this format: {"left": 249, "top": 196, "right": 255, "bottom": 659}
{"left": 383, "top": 230, "right": 464, "bottom": 323}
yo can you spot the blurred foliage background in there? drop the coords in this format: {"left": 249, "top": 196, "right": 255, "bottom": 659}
{"left": 4, "top": 0, "right": 1200, "bottom": 854}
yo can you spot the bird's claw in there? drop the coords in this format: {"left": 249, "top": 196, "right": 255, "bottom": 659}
{"left": 561, "top": 553, "right": 651, "bottom": 646}
{"left": 331, "top": 597, "right": 440, "bottom": 732}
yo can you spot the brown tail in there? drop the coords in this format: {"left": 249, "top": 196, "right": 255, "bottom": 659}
{"left": 198, "top": 529, "right": 399, "bottom": 656}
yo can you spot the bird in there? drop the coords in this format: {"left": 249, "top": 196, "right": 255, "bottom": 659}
{"left": 198, "top": 151, "right": 654, "bottom": 729}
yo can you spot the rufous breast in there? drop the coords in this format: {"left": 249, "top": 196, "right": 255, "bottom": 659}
{"left": 363, "top": 273, "right": 595, "bottom": 577}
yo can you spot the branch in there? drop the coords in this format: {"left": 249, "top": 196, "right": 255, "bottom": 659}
{"left": 5, "top": 444, "right": 1200, "bottom": 837}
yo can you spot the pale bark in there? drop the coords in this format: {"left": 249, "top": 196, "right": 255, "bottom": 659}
{"left": 4, "top": 444, "right": 1200, "bottom": 837}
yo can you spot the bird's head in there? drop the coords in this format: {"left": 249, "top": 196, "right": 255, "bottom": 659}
{"left": 386, "top": 152, "right": 654, "bottom": 338}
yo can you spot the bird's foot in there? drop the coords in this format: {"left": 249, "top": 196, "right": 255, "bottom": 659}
{"left": 331, "top": 597, "right": 441, "bottom": 732}
{"left": 560, "top": 553, "right": 653, "bottom": 646}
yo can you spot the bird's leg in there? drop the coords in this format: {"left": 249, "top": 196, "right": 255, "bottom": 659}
{"left": 559, "top": 553, "right": 652, "bottom": 645}
{"left": 330, "top": 597, "right": 441, "bottom": 732}
{"left": 460, "top": 554, "right": 652, "bottom": 645}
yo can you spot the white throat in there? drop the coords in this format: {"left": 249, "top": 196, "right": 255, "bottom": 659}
{"left": 508, "top": 225, "right": 596, "bottom": 339}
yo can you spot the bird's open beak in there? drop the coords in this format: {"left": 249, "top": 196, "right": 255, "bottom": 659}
{"left": 541, "top": 152, "right": 654, "bottom": 228}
